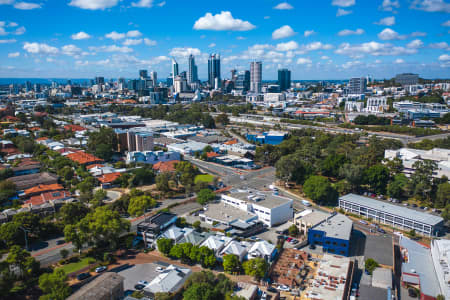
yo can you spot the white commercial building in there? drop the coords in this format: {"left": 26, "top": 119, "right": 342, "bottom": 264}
{"left": 384, "top": 148, "right": 450, "bottom": 180}
{"left": 365, "top": 96, "right": 388, "bottom": 113}
{"left": 431, "top": 239, "right": 450, "bottom": 300}
{"left": 126, "top": 150, "right": 180, "bottom": 164}
{"left": 221, "top": 190, "right": 293, "bottom": 227}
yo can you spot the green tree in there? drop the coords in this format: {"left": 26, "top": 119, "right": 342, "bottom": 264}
{"left": 0, "top": 180, "right": 17, "bottom": 206}
{"left": 303, "top": 176, "right": 338, "bottom": 205}
{"left": 0, "top": 222, "right": 22, "bottom": 248}
{"left": 64, "top": 206, "right": 130, "bottom": 251}
{"left": 6, "top": 245, "right": 40, "bottom": 279}
{"left": 38, "top": 269, "right": 71, "bottom": 300}
{"left": 59, "top": 202, "right": 90, "bottom": 226}
{"left": 384, "top": 157, "right": 404, "bottom": 177}
{"left": 128, "top": 195, "right": 157, "bottom": 217}
{"left": 197, "top": 189, "right": 215, "bottom": 205}
{"left": 215, "top": 113, "right": 230, "bottom": 126}
{"left": 242, "top": 258, "right": 268, "bottom": 280}
{"left": 365, "top": 258, "right": 379, "bottom": 274}
{"left": 387, "top": 174, "right": 410, "bottom": 199}
{"left": 288, "top": 224, "right": 299, "bottom": 237}
{"left": 435, "top": 182, "right": 450, "bottom": 208}
{"left": 339, "top": 163, "right": 365, "bottom": 191}
{"left": 275, "top": 154, "right": 314, "bottom": 184}
{"left": 157, "top": 238, "right": 174, "bottom": 256}
{"left": 60, "top": 249, "right": 69, "bottom": 259}
{"left": 365, "top": 164, "right": 390, "bottom": 194}
{"left": 410, "top": 160, "right": 437, "bottom": 200}
{"left": 442, "top": 204, "right": 450, "bottom": 221}
{"left": 193, "top": 220, "right": 201, "bottom": 230}
{"left": 320, "top": 154, "right": 347, "bottom": 178}
{"left": 87, "top": 127, "right": 117, "bottom": 160}
{"left": 156, "top": 172, "right": 171, "bottom": 193}
{"left": 223, "top": 254, "right": 241, "bottom": 274}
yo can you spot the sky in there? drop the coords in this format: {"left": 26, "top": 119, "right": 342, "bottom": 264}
{"left": 0, "top": 0, "right": 449, "bottom": 80}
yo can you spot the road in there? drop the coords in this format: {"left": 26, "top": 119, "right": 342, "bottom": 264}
{"left": 30, "top": 194, "right": 197, "bottom": 267}
{"left": 220, "top": 113, "right": 450, "bottom": 145}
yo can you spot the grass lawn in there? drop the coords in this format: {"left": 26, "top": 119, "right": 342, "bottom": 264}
{"left": 58, "top": 257, "right": 96, "bottom": 274}
{"left": 194, "top": 174, "right": 214, "bottom": 184}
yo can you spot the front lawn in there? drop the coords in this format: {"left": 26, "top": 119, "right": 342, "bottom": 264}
{"left": 194, "top": 174, "right": 215, "bottom": 184}
{"left": 57, "top": 257, "right": 96, "bottom": 274}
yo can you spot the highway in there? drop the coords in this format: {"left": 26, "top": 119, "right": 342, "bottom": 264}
{"left": 213, "top": 112, "right": 449, "bottom": 145}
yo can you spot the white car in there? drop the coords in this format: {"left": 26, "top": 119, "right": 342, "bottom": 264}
{"left": 95, "top": 266, "right": 107, "bottom": 273}
{"left": 156, "top": 267, "right": 165, "bottom": 273}
{"left": 261, "top": 291, "right": 267, "bottom": 300}
{"left": 138, "top": 280, "right": 149, "bottom": 286}
{"left": 277, "top": 285, "right": 290, "bottom": 292}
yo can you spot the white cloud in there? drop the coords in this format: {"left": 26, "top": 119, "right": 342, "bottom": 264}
{"left": 0, "top": 0, "right": 14, "bottom": 4}
{"left": 264, "top": 16, "right": 270, "bottom": 19}
{"left": 410, "top": 0, "right": 450, "bottom": 13}
{"left": 395, "top": 58, "right": 405, "bottom": 64}
{"left": 72, "top": 31, "right": 91, "bottom": 40}
{"left": 375, "top": 16, "right": 395, "bottom": 26}
{"left": 8, "top": 52, "right": 19, "bottom": 58}
{"left": 429, "top": 42, "right": 450, "bottom": 50}
{"left": 272, "top": 25, "right": 296, "bottom": 40}
{"left": 62, "top": 44, "right": 82, "bottom": 56}
{"left": 193, "top": 11, "right": 256, "bottom": 31}
{"left": 131, "top": 0, "right": 153, "bottom": 8}
{"left": 23, "top": 42, "right": 59, "bottom": 54}
{"left": 338, "top": 28, "right": 364, "bottom": 36}
{"left": 105, "top": 31, "right": 126, "bottom": 40}
{"left": 378, "top": 28, "right": 405, "bottom": 40}
{"left": 14, "top": 26, "right": 25, "bottom": 35}
{"left": 342, "top": 60, "right": 362, "bottom": 69}
{"left": 321, "top": 55, "right": 330, "bottom": 60}
{"left": 273, "top": 2, "right": 294, "bottom": 9}
{"left": 302, "top": 41, "right": 333, "bottom": 51}
{"left": 7, "top": 22, "right": 18, "bottom": 27}
{"left": 275, "top": 41, "right": 299, "bottom": 51}
{"left": 0, "top": 39, "right": 16, "bottom": 43}
{"left": 89, "top": 45, "right": 133, "bottom": 53}
{"left": 208, "top": 43, "right": 216, "bottom": 48}
{"left": 332, "top": 0, "right": 355, "bottom": 7}
{"left": 406, "top": 39, "right": 424, "bottom": 49}
{"left": 236, "top": 36, "right": 246, "bottom": 40}
{"left": 157, "top": 1, "right": 165, "bottom": 7}
{"left": 439, "top": 54, "right": 450, "bottom": 61}
{"left": 13, "top": 2, "right": 41, "bottom": 9}
{"left": 170, "top": 47, "right": 202, "bottom": 57}
{"left": 442, "top": 20, "right": 450, "bottom": 27}
{"left": 126, "top": 30, "right": 142, "bottom": 37}
{"left": 335, "top": 41, "right": 417, "bottom": 57}
{"left": 336, "top": 8, "right": 352, "bottom": 16}
{"left": 411, "top": 31, "right": 427, "bottom": 37}
{"left": 69, "top": 0, "right": 119, "bottom": 10}
{"left": 123, "top": 38, "right": 142, "bottom": 46}
{"left": 297, "top": 57, "right": 312, "bottom": 64}
{"left": 380, "top": 0, "right": 400, "bottom": 11}
{"left": 304, "top": 30, "right": 316, "bottom": 37}
{"left": 143, "top": 38, "right": 157, "bottom": 46}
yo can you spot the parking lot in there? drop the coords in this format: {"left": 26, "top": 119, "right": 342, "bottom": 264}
{"left": 118, "top": 262, "right": 169, "bottom": 292}
{"left": 170, "top": 201, "right": 202, "bottom": 217}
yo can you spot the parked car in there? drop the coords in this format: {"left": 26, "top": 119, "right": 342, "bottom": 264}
{"left": 309, "top": 244, "right": 316, "bottom": 250}
{"left": 291, "top": 239, "right": 299, "bottom": 244}
{"left": 267, "top": 287, "right": 278, "bottom": 293}
{"left": 359, "top": 220, "right": 368, "bottom": 225}
{"left": 156, "top": 267, "right": 165, "bottom": 273}
{"left": 134, "top": 284, "right": 145, "bottom": 291}
{"left": 412, "top": 204, "right": 418, "bottom": 208}
{"left": 286, "top": 237, "right": 292, "bottom": 242}
{"left": 56, "top": 239, "right": 65, "bottom": 245}
{"left": 95, "top": 266, "right": 107, "bottom": 273}
{"left": 378, "top": 228, "right": 386, "bottom": 234}
{"left": 261, "top": 291, "right": 267, "bottom": 300}
{"left": 277, "top": 285, "right": 290, "bottom": 292}
{"left": 76, "top": 272, "right": 91, "bottom": 281}
{"left": 138, "top": 280, "right": 149, "bottom": 286}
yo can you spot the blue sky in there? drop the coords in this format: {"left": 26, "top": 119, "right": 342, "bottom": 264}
{"left": 0, "top": 0, "right": 449, "bottom": 79}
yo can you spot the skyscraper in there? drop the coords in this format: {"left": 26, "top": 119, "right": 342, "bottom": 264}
{"left": 172, "top": 58, "right": 179, "bottom": 85}
{"left": 250, "top": 61, "right": 262, "bottom": 93}
{"left": 235, "top": 70, "right": 250, "bottom": 93}
{"left": 278, "top": 69, "right": 291, "bottom": 91}
{"left": 208, "top": 54, "right": 221, "bottom": 88}
{"left": 188, "top": 54, "right": 198, "bottom": 85}
{"left": 139, "top": 70, "right": 148, "bottom": 80}
{"left": 150, "top": 71, "right": 157, "bottom": 86}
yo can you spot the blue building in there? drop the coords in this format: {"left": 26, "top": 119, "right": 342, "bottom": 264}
{"left": 307, "top": 213, "right": 353, "bottom": 256}
{"left": 246, "top": 131, "right": 288, "bottom": 145}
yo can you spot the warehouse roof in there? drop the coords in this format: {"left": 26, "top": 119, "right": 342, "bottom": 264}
{"left": 340, "top": 194, "right": 444, "bottom": 226}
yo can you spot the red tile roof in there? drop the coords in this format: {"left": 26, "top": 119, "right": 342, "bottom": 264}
{"left": 224, "top": 139, "right": 238, "bottom": 145}
{"left": 36, "top": 137, "right": 49, "bottom": 142}
{"left": 3, "top": 116, "right": 20, "bottom": 122}
{"left": 24, "top": 183, "right": 64, "bottom": 195}
{"left": 86, "top": 164, "right": 105, "bottom": 170}
{"left": 97, "top": 172, "right": 122, "bottom": 184}
{"left": 25, "top": 190, "right": 72, "bottom": 206}
{"left": 66, "top": 151, "right": 103, "bottom": 165}
{"left": 152, "top": 160, "right": 180, "bottom": 173}
{"left": 64, "top": 124, "right": 86, "bottom": 132}
{"left": 206, "top": 152, "right": 221, "bottom": 158}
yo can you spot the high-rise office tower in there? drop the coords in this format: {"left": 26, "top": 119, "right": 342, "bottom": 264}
{"left": 150, "top": 71, "right": 157, "bottom": 86}
{"left": 187, "top": 54, "right": 198, "bottom": 85}
{"left": 231, "top": 69, "right": 237, "bottom": 82}
{"left": 139, "top": 70, "right": 148, "bottom": 80}
{"left": 348, "top": 77, "right": 367, "bottom": 94}
{"left": 278, "top": 69, "right": 291, "bottom": 91}
{"left": 172, "top": 58, "right": 179, "bottom": 85}
{"left": 208, "top": 54, "right": 221, "bottom": 88}
{"left": 250, "top": 61, "right": 262, "bottom": 93}
{"left": 235, "top": 70, "right": 250, "bottom": 93}
{"left": 95, "top": 77, "right": 105, "bottom": 85}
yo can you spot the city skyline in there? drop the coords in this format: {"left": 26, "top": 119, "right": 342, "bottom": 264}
{"left": 0, "top": 0, "right": 449, "bottom": 79}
